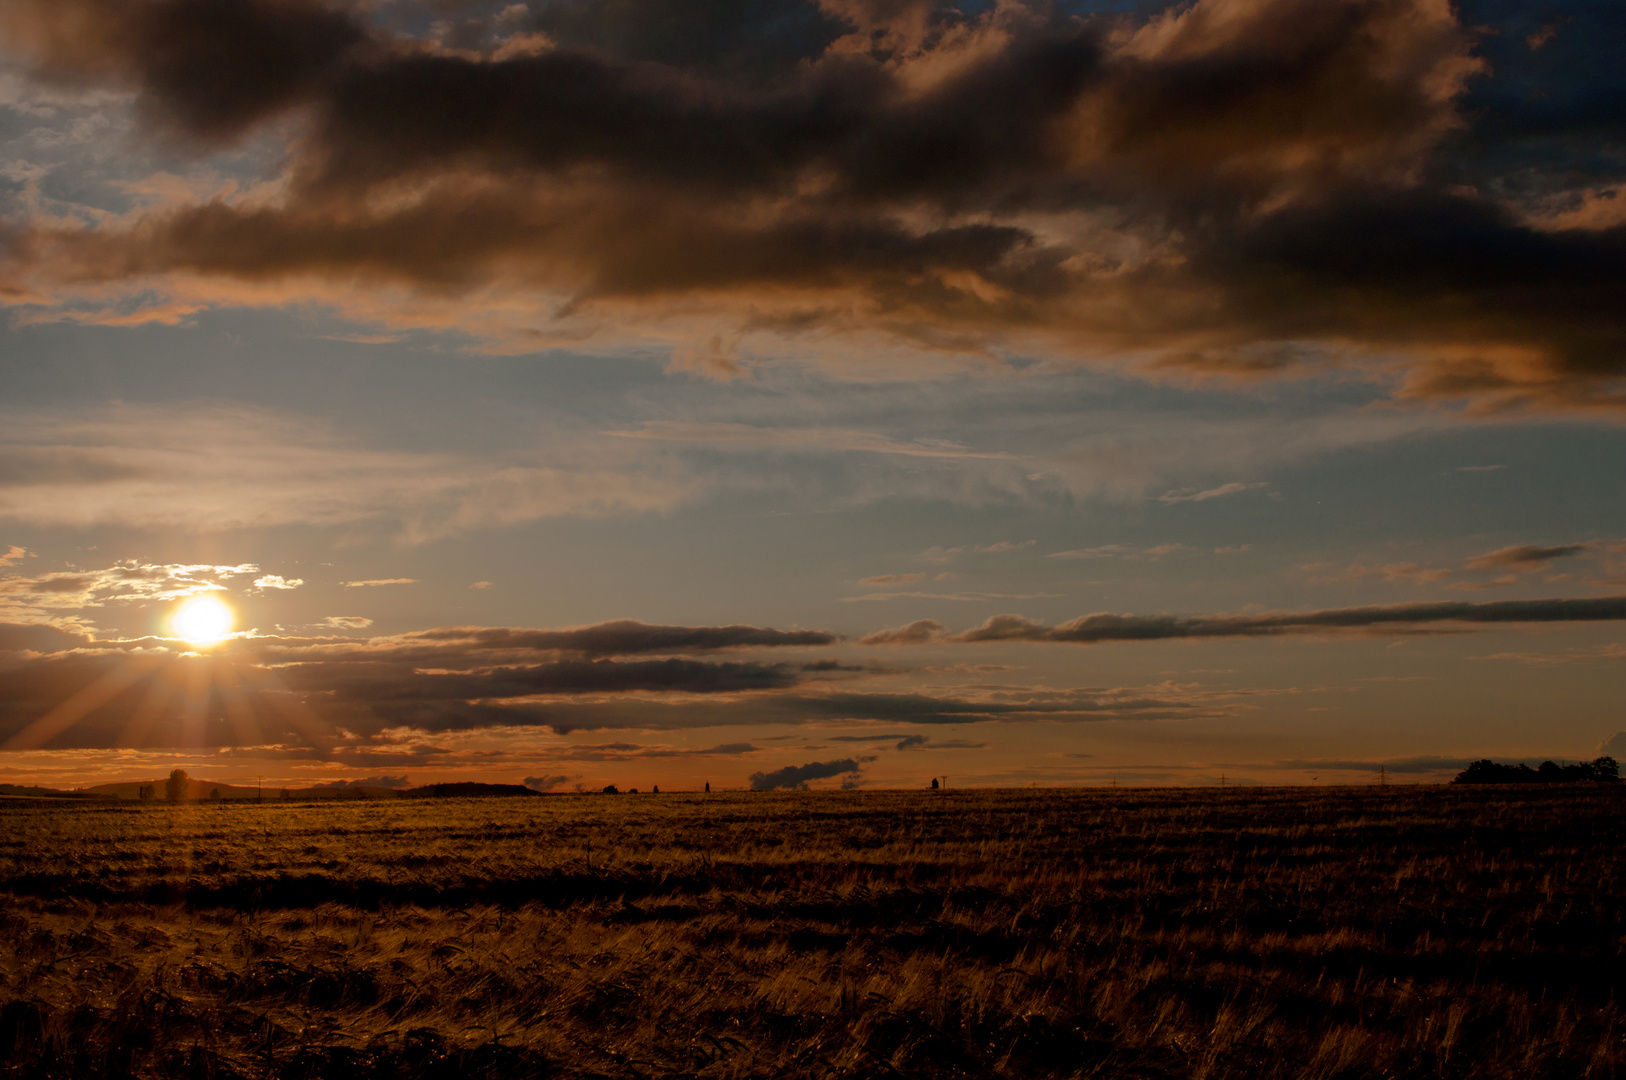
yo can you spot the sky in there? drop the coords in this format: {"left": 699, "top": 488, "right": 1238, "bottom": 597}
{"left": 0, "top": 0, "right": 1622, "bottom": 792}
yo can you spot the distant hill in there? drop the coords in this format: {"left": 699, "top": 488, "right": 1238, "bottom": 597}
{"left": 84, "top": 779, "right": 263, "bottom": 801}
{"left": 80, "top": 779, "right": 408, "bottom": 801}
{"left": 406, "top": 782, "right": 543, "bottom": 799}
{"left": 58, "top": 778, "right": 541, "bottom": 801}
{"left": 0, "top": 784, "right": 112, "bottom": 801}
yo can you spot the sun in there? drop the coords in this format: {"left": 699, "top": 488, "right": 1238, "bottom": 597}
{"left": 171, "top": 595, "right": 235, "bottom": 645}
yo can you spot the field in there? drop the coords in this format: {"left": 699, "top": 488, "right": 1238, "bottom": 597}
{"left": 0, "top": 785, "right": 1622, "bottom": 1079}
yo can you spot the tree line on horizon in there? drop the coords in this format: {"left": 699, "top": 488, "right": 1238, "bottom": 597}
{"left": 1452, "top": 757, "right": 1620, "bottom": 784}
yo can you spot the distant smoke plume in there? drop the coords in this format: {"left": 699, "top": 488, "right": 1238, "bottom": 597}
{"left": 748, "top": 758, "right": 861, "bottom": 791}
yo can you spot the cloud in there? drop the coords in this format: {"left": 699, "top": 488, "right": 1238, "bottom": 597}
{"left": 0, "top": 560, "right": 250, "bottom": 624}
{"left": 1464, "top": 544, "right": 1591, "bottom": 572}
{"left": 309, "top": 774, "right": 411, "bottom": 791}
{"left": 1047, "top": 545, "right": 1132, "bottom": 560}
{"left": 858, "top": 619, "right": 945, "bottom": 646}
{"left": 859, "top": 573, "right": 926, "bottom": 585}
{"left": 607, "top": 422, "right": 1013, "bottom": 460}
{"left": 404, "top": 620, "right": 838, "bottom": 655}
{"left": 840, "top": 590, "right": 1062, "bottom": 603}
{"left": 1047, "top": 544, "right": 1192, "bottom": 560}
{"left": 5, "top": 0, "right": 1622, "bottom": 408}
{"left": 860, "top": 596, "right": 1626, "bottom": 646}
{"left": 1256, "top": 756, "right": 1472, "bottom": 775}
{"left": 1158, "top": 482, "right": 1268, "bottom": 505}
{"left": 748, "top": 758, "right": 861, "bottom": 791}
{"left": 1305, "top": 562, "right": 1453, "bottom": 585}
{"left": 523, "top": 774, "right": 573, "bottom": 792}
{"left": 469, "top": 581, "right": 493, "bottom": 590}
{"left": 252, "top": 575, "right": 302, "bottom": 590}
{"left": 1599, "top": 733, "right": 1626, "bottom": 758}
{"left": 341, "top": 578, "right": 419, "bottom": 588}
{"left": 0, "top": 622, "right": 91, "bottom": 653}
{"left": 322, "top": 616, "right": 373, "bottom": 630}
{"left": 0, "top": 547, "right": 33, "bottom": 567}
{"left": 1476, "top": 644, "right": 1626, "bottom": 665}
{"left": 0, "top": 615, "right": 846, "bottom": 749}
{"left": 0, "top": 405, "right": 696, "bottom": 540}
{"left": 0, "top": 612, "right": 1251, "bottom": 750}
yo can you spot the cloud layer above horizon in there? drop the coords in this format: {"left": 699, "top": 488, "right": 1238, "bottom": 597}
{"left": 3, "top": 591, "right": 1623, "bottom": 758}
{"left": 2, "top": 0, "right": 1623, "bottom": 409}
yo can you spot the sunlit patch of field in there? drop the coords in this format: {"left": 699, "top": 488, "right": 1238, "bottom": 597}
{"left": 1, "top": 786, "right": 1622, "bottom": 1079}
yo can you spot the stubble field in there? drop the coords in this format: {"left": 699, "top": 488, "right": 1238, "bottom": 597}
{"left": 0, "top": 784, "right": 1621, "bottom": 1079}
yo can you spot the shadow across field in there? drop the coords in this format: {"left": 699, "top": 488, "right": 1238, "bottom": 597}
{"left": 0, "top": 785, "right": 1621, "bottom": 1079}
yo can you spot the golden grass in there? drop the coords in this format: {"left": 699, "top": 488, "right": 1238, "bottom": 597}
{"left": 0, "top": 784, "right": 1622, "bottom": 1078}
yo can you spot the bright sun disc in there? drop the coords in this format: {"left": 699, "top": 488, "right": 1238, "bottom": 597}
{"left": 171, "top": 595, "right": 234, "bottom": 644}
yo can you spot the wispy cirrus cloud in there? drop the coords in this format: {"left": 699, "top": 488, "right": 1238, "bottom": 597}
{"left": 1158, "top": 482, "right": 1268, "bottom": 505}
{"left": 0, "top": 404, "right": 697, "bottom": 541}
{"left": 1048, "top": 543, "right": 1192, "bottom": 560}
{"left": 1303, "top": 561, "right": 1454, "bottom": 585}
{"left": 840, "top": 591, "right": 1062, "bottom": 603}
{"left": 605, "top": 422, "right": 1014, "bottom": 460}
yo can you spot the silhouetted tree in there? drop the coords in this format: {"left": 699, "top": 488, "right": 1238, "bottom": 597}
{"left": 1453, "top": 757, "right": 1623, "bottom": 784}
{"left": 164, "top": 769, "right": 189, "bottom": 803}
{"left": 704, "top": 782, "right": 710, "bottom": 793}
{"left": 602, "top": 784, "right": 619, "bottom": 794}
{"left": 931, "top": 778, "right": 939, "bottom": 790}
{"left": 209, "top": 787, "right": 220, "bottom": 801}
{"left": 138, "top": 784, "right": 154, "bottom": 802}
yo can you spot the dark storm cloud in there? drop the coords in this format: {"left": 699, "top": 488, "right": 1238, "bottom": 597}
{"left": 748, "top": 757, "right": 860, "bottom": 790}
{"left": 4, "top": 0, "right": 1621, "bottom": 405}
{"left": 4, "top": 0, "right": 367, "bottom": 140}
{"left": 861, "top": 596, "right": 1626, "bottom": 645}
